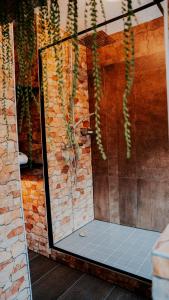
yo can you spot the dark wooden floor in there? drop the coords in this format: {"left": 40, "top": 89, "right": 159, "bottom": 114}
{"left": 29, "top": 250, "right": 147, "bottom": 300}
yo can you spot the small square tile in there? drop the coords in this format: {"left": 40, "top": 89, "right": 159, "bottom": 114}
{"left": 55, "top": 220, "right": 159, "bottom": 280}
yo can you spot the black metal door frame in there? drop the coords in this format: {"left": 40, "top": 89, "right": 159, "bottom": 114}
{"left": 38, "top": 0, "right": 164, "bottom": 282}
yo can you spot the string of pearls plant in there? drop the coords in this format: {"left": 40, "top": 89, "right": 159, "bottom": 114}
{"left": 0, "top": 0, "right": 136, "bottom": 162}
{"left": 122, "top": 0, "right": 135, "bottom": 159}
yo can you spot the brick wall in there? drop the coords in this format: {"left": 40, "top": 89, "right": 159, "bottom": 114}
{"left": 42, "top": 42, "right": 94, "bottom": 244}
{"left": 0, "top": 25, "right": 31, "bottom": 299}
{"left": 21, "top": 169, "right": 50, "bottom": 257}
{"left": 17, "top": 13, "right": 49, "bottom": 258}
{"left": 19, "top": 16, "right": 94, "bottom": 254}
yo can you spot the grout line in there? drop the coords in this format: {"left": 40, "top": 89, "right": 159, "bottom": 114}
{"left": 29, "top": 253, "right": 39, "bottom": 262}
{"left": 57, "top": 273, "right": 86, "bottom": 299}
{"left": 32, "top": 264, "right": 60, "bottom": 287}
{"left": 57, "top": 221, "right": 135, "bottom": 257}
{"left": 56, "top": 221, "right": 109, "bottom": 254}
{"left": 104, "top": 285, "right": 116, "bottom": 300}
{"left": 136, "top": 251, "right": 152, "bottom": 275}
{"left": 55, "top": 223, "right": 156, "bottom": 280}
{"left": 57, "top": 225, "right": 136, "bottom": 263}
{"left": 103, "top": 229, "right": 137, "bottom": 264}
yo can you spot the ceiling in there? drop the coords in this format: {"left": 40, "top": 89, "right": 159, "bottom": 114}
{"left": 58, "top": 0, "right": 164, "bottom": 35}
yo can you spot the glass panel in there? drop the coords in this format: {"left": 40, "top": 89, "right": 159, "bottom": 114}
{"left": 42, "top": 2, "right": 167, "bottom": 279}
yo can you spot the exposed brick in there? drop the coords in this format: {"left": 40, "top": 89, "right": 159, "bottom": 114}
{"left": 32, "top": 205, "right": 38, "bottom": 213}
{"left": 41, "top": 41, "right": 94, "bottom": 244}
{"left": 82, "top": 147, "right": 90, "bottom": 154}
{"left": 0, "top": 26, "right": 31, "bottom": 299}
{"left": 21, "top": 173, "right": 50, "bottom": 256}
{"left": 62, "top": 165, "right": 69, "bottom": 174}
{"left": 0, "top": 207, "right": 9, "bottom": 214}
{"left": 76, "top": 188, "right": 85, "bottom": 195}
{"left": 77, "top": 175, "right": 85, "bottom": 182}
{"left": 6, "top": 276, "right": 25, "bottom": 298}
{"left": 26, "top": 223, "right": 33, "bottom": 231}
{"left": 7, "top": 226, "right": 24, "bottom": 239}
{"left": 0, "top": 259, "right": 13, "bottom": 272}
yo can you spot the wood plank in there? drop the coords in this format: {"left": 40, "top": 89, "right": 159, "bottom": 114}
{"left": 137, "top": 179, "right": 169, "bottom": 232}
{"left": 28, "top": 250, "right": 39, "bottom": 261}
{"left": 119, "top": 178, "right": 137, "bottom": 227}
{"left": 133, "top": 50, "right": 168, "bottom": 232}
{"left": 137, "top": 179, "right": 152, "bottom": 231}
{"left": 88, "top": 17, "right": 168, "bottom": 232}
{"left": 88, "top": 69, "right": 110, "bottom": 222}
{"left": 104, "top": 66, "right": 120, "bottom": 224}
{"left": 58, "top": 274, "right": 114, "bottom": 300}
{"left": 151, "top": 181, "right": 169, "bottom": 232}
{"left": 32, "top": 264, "right": 83, "bottom": 300}
{"left": 93, "top": 175, "right": 110, "bottom": 221}
{"left": 107, "top": 286, "right": 147, "bottom": 300}
{"left": 109, "top": 177, "right": 120, "bottom": 224}
{"left": 30, "top": 255, "right": 59, "bottom": 284}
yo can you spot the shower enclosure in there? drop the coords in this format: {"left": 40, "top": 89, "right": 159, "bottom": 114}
{"left": 39, "top": 0, "right": 168, "bottom": 287}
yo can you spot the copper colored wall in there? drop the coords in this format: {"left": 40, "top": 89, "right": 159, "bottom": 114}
{"left": 88, "top": 17, "right": 169, "bottom": 232}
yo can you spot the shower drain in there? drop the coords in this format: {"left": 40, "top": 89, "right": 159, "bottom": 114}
{"left": 79, "top": 230, "right": 87, "bottom": 237}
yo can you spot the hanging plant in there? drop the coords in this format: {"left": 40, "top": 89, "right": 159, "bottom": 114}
{"left": 84, "top": 0, "right": 90, "bottom": 29}
{"left": 14, "top": 1, "right": 38, "bottom": 165}
{"left": 89, "top": 0, "right": 107, "bottom": 160}
{"left": 67, "top": 0, "right": 79, "bottom": 129}
{"left": 39, "top": 0, "right": 78, "bottom": 171}
{"left": 0, "top": 0, "right": 136, "bottom": 164}
{"left": 66, "top": 0, "right": 80, "bottom": 162}
{"left": 0, "top": 6, "right": 13, "bottom": 144}
{"left": 122, "top": 0, "right": 135, "bottom": 159}
{"left": 39, "top": 3, "right": 50, "bottom": 142}
{"left": 48, "top": 0, "right": 74, "bottom": 148}
{"left": 84, "top": 0, "right": 106, "bottom": 29}
{"left": 0, "top": 1, "right": 46, "bottom": 164}
{"left": 1, "top": 23, "right": 12, "bottom": 143}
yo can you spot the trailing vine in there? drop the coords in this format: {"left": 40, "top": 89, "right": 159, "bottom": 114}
{"left": 2, "top": 23, "right": 12, "bottom": 80}
{"left": 39, "top": 4, "right": 49, "bottom": 115}
{"left": 67, "top": 0, "right": 79, "bottom": 126}
{"left": 84, "top": 0, "right": 106, "bottom": 31}
{"left": 0, "top": 0, "right": 136, "bottom": 164}
{"left": 67, "top": 0, "right": 80, "bottom": 161}
{"left": 90, "top": 0, "right": 106, "bottom": 160}
{"left": 84, "top": 0, "right": 90, "bottom": 29}
{"left": 1, "top": 22, "right": 12, "bottom": 142}
{"left": 99, "top": 0, "right": 106, "bottom": 21}
{"left": 122, "top": 0, "right": 135, "bottom": 159}
{"left": 48, "top": 0, "right": 73, "bottom": 148}
{"left": 15, "top": 0, "right": 38, "bottom": 165}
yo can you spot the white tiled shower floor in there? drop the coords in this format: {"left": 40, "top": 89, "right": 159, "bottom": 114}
{"left": 55, "top": 220, "right": 160, "bottom": 280}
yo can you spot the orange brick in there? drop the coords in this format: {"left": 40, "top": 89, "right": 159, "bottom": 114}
{"left": 7, "top": 226, "right": 24, "bottom": 239}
